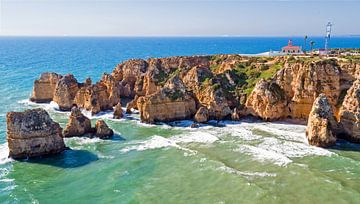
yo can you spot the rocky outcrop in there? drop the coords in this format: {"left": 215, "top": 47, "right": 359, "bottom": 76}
{"left": 339, "top": 79, "right": 360, "bottom": 142}
{"left": 95, "top": 120, "right": 114, "bottom": 138}
{"left": 74, "top": 73, "right": 120, "bottom": 115}
{"left": 306, "top": 94, "right": 339, "bottom": 147}
{"left": 113, "top": 102, "right": 123, "bottom": 119}
{"left": 100, "top": 73, "right": 121, "bottom": 106}
{"left": 63, "top": 107, "right": 92, "bottom": 137}
{"left": 274, "top": 59, "right": 342, "bottom": 119}
{"left": 182, "top": 66, "right": 231, "bottom": 120}
{"left": 30, "top": 72, "right": 63, "bottom": 103}
{"left": 53, "top": 74, "right": 79, "bottom": 111}
{"left": 137, "top": 76, "right": 197, "bottom": 123}
{"left": 126, "top": 95, "right": 139, "bottom": 114}
{"left": 246, "top": 79, "right": 288, "bottom": 121}
{"left": 194, "top": 107, "right": 209, "bottom": 123}
{"left": 74, "top": 82, "right": 112, "bottom": 115}
{"left": 6, "top": 109, "right": 66, "bottom": 159}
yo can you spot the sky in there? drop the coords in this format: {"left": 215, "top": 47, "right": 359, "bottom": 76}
{"left": 0, "top": 0, "right": 359, "bottom": 36}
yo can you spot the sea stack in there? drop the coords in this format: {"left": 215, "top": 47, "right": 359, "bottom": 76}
{"left": 30, "top": 72, "right": 63, "bottom": 103}
{"left": 63, "top": 107, "right": 92, "bottom": 137}
{"left": 306, "top": 94, "right": 339, "bottom": 147}
{"left": 95, "top": 120, "right": 114, "bottom": 138}
{"left": 6, "top": 108, "right": 66, "bottom": 159}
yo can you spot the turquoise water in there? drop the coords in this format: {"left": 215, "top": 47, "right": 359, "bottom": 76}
{"left": 1, "top": 37, "right": 360, "bottom": 203}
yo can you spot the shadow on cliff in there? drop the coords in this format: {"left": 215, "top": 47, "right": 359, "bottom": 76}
{"left": 22, "top": 149, "right": 99, "bottom": 168}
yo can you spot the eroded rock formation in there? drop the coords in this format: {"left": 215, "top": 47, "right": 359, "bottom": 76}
{"left": 246, "top": 79, "right": 287, "bottom": 121}
{"left": 95, "top": 120, "right": 114, "bottom": 138}
{"left": 28, "top": 55, "right": 360, "bottom": 146}
{"left": 339, "top": 79, "right": 360, "bottom": 142}
{"left": 6, "top": 109, "right": 66, "bottom": 159}
{"left": 137, "top": 76, "right": 197, "bottom": 123}
{"left": 30, "top": 72, "right": 63, "bottom": 103}
{"left": 306, "top": 94, "right": 339, "bottom": 147}
{"left": 53, "top": 74, "right": 79, "bottom": 111}
{"left": 63, "top": 107, "right": 92, "bottom": 137}
{"left": 194, "top": 107, "right": 209, "bottom": 123}
{"left": 113, "top": 102, "right": 123, "bottom": 119}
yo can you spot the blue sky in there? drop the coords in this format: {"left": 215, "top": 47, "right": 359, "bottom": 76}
{"left": 0, "top": 0, "right": 359, "bottom": 36}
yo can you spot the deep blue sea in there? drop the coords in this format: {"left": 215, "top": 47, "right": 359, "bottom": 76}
{"left": 1, "top": 36, "right": 360, "bottom": 203}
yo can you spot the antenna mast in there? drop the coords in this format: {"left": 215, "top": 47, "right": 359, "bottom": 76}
{"left": 325, "top": 22, "right": 332, "bottom": 54}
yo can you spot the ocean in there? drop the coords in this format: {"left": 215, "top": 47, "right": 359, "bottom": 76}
{"left": 1, "top": 36, "right": 360, "bottom": 203}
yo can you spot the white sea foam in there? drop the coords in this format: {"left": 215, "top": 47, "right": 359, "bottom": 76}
{"left": 121, "top": 136, "right": 179, "bottom": 152}
{"left": 121, "top": 130, "right": 219, "bottom": 153}
{"left": 66, "top": 137, "right": 104, "bottom": 145}
{"left": 218, "top": 166, "right": 277, "bottom": 178}
{"left": 18, "top": 99, "right": 61, "bottom": 112}
{"left": 0, "top": 143, "right": 13, "bottom": 165}
{"left": 228, "top": 121, "right": 334, "bottom": 166}
{"left": 81, "top": 109, "right": 114, "bottom": 120}
{"left": 237, "top": 144, "right": 293, "bottom": 166}
{"left": 173, "top": 131, "right": 219, "bottom": 144}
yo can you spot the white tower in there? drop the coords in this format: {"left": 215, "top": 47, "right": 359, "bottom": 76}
{"left": 324, "top": 22, "right": 333, "bottom": 54}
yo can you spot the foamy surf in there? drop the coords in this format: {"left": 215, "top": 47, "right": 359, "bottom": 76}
{"left": 18, "top": 99, "right": 63, "bottom": 113}
{"left": 0, "top": 143, "right": 13, "bottom": 165}
{"left": 121, "top": 131, "right": 219, "bottom": 153}
{"left": 218, "top": 166, "right": 277, "bottom": 178}
{"left": 121, "top": 136, "right": 179, "bottom": 152}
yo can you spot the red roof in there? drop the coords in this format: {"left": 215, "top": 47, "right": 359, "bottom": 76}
{"left": 282, "top": 46, "right": 301, "bottom": 50}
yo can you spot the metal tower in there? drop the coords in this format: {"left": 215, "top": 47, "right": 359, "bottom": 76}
{"left": 324, "top": 22, "right": 333, "bottom": 54}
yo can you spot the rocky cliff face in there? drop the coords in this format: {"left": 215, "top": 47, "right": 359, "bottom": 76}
{"left": 306, "top": 94, "right": 339, "bottom": 147}
{"left": 6, "top": 109, "right": 66, "bottom": 159}
{"left": 74, "top": 82, "right": 112, "bottom": 115}
{"left": 53, "top": 74, "right": 80, "bottom": 111}
{"left": 63, "top": 107, "right": 92, "bottom": 137}
{"left": 30, "top": 72, "right": 63, "bottom": 103}
{"left": 339, "top": 79, "right": 360, "bottom": 142}
{"left": 273, "top": 59, "right": 342, "bottom": 119}
{"left": 28, "top": 55, "right": 360, "bottom": 145}
{"left": 246, "top": 79, "right": 287, "bottom": 121}
{"left": 137, "top": 76, "right": 197, "bottom": 123}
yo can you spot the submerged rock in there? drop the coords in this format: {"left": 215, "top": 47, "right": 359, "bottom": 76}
{"left": 6, "top": 109, "right": 66, "bottom": 159}
{"left": 63, "top": 107, "right": 92, "bottom": 137}
{"left": 306, "top": 94, "right": 338, "bottom": 147}
{"left": 339, "top": 79, "right": 360, "bottom": 142}
{"left": 30, "top": 72, "right": 63, "bottom": 103}
{"left": 113, "top": 102, "right": 123, "bottom": 119}
{"left": 53, "top": 74, "right": 79, "bottom": 111}
{"left": 95, "top": 120, "right": 114, "bottom": 138}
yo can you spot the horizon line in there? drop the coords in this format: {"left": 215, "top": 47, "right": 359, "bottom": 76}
{"left": 1, "top": 34, "right": 360, "bottom": 38}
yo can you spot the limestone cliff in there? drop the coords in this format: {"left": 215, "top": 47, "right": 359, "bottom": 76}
{"left": 6, "top": 109, "right": 66, "bottom": 159}
{"left": 137, "top": 76, "right": 197, "bottom": 123}
{"left": 30, "top": 72, "right": 63, "bottom": 103}
{"left": 63, "top": 107, "right": 92, "bottom": 137}
{"left": 246, "top": 79, "right": 287, "bottom": 121}
{"left": 306, "top": 94, "right": 339, "bottom": 147}
{"left": 339, "top": 79, "right": 360, "bottom": 142}
{"left": 274, "top": 59, "right": 342, "bottom": 120}
{"left": 53, "top": 74, "right": 79, "bottom": 111}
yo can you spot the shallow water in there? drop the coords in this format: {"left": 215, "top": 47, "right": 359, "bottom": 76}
{"left": 1, "top": 37, "right": 360, "bottom": 203}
